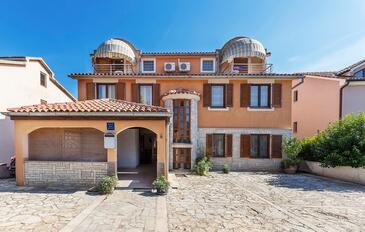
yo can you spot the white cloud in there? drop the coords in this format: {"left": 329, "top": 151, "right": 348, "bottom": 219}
{"left": 298, "top": 36, "right": 365, "bottom": 72}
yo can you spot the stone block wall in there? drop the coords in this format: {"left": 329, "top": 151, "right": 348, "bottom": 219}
{"left": 198, "top": 128, "right": 292, "bottom": 171}
{"left": 24, "top": 161, "right": 109, "bottom": 186}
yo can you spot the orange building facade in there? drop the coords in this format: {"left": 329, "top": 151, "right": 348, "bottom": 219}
{"left": 7, "top": 37, "right": 307, "bottom": 186}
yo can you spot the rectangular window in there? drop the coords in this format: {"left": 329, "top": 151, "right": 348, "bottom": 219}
{"left": 142, "top": 59, "right": 155, "bottom": 73}
{"left": 355, "top": 69, "right": 365, "bottom": 77}
{"left": 250, "top": 84, "right": 270, "bottom": 108}
{"left": 211, "top": 84, "right": 225, "bottom": 108}
{"left": 250, "top": 134, "right": 269, "bottom": 158}
{"left": 293, "top": 122, "right": 298, "bottom": 133}
{"left": 97, "top": 84, "right": 115, "bottom": 99}
{"left": 201, "top": 59, "right": 215, "bottom": 72}
{"left": 294, "top": 90, "right": 298, "bottom": 102}
{"left": 212, "top": 134, "right": 225, "bottom": 157}
{"left": 173, "top": 99, "right": 191, "bottom": 143}
{"left": 40, "top": 72, "right": 47, "bottom": 87}
{"left": 139, "top": 84, "right": 153, "bottom": 105}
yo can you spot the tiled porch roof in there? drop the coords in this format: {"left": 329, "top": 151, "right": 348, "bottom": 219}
{"left": 162, "top": 88, "right": 200, "bottom": 97}
{"left": 7, "top": 99, "right": 168, "bottom": 113}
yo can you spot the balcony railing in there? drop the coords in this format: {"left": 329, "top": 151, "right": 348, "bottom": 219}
{"left": 231, "top": 63, "right": 273, "bottom": 74}
{"left": 93, "top": 64, "right": 134, "bottom": 74}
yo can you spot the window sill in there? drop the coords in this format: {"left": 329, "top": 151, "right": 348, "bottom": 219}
{"left": 208, "top": 107, "right": 229, "bottom": 111}
{"left": 247, "top": 107, "right": 275, "bottom": 112}
{"left": 172, "top": 143, "right": 193, "bottom": 148}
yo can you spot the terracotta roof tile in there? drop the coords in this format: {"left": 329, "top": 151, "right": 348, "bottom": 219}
{"left": 162, "top": 88, "right": 200, "bottom": 97}
{"left": 7, "top": 99, "right": 168, "bottom": 113}
{"left": 337, "top": 58, "right": 365, "bottom": 75}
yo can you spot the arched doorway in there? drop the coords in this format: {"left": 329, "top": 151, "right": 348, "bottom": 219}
{"left": 117, "top": 127, "right": 157, "bottom": 188}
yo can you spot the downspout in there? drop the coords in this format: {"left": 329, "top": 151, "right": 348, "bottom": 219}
{"left": 291, "top": 76, "right": 305, "bottom": 89}
{"left": 339, "top": 80, "right": 350, "bottom": 118}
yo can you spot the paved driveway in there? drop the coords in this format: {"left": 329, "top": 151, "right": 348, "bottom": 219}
{"left": 167, "top": 172, "right": 365, "bottom": 232}
{"left": 1, "top": 172, "right": 365, "bottom": 232}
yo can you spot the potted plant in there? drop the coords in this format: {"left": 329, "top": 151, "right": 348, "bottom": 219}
{"left": 194, "top": 156, "right": 213, "bottom": 176}
{"left": 222, "top": 164, "right": 230, "bottom": 174}
{"left": 152, "top": 176, "right": 170, "bottom": 195}
{"left": 98, "top": 176, "right": 118, "bottom": 194}
{"left": 282, "top": 137, "right": 302, "bottom": 174}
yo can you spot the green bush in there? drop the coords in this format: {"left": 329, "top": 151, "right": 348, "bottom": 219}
{"left": 194, "top": 156, "right": 213, "bottom": 176}
{"left": 152, "top": 176, "right": 170, "bottom": 194}
{"left": 98, "top": 176, "right": 118, "bottom": 194}
{"left": 281, "top": 137, "right": 302, "bottom": 169}
{"left": 299, "top": 113, "right": 365, "bottom": 168}
{"left": 222, "top": 164, "right": 230, "bottom": 174}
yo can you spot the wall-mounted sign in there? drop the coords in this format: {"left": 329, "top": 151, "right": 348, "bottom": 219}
{"left": 104, "top": 133, "right": 116, "bottom": 149}
{"left": 106, "top": 122, "right": 115, "bottom": 131}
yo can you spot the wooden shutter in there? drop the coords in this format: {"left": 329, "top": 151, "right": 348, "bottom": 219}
{"left": 203, "top": 84, "right": 211, "bottom": 107}
{"left": 240, "top": 134, "right": 251, "bottom": 158}
{"left": 86, "top": 82, "right": 96, "bottom": 100}
{"left": 131, "top": 83, "right": 139, "bottom": 103}
{"left": 225, "top": 134, "right": 232, "bottom": 157}
{"left": 240, "top": 84, "right": 250, "bottom": 107}
{"left": 116, "top": 82, "right": 126, "bottom": 100}
{"left": 226, "top": 84, "right": 233, "bottom": 107}
{"left": 272, "top": 83, "right": 282, "bottom": 108}
{"left": 153, "top": 84, "right": 160, "bottom": 106}
{"left": 206, "top": 134, "right": 213, "bottom": 157}
{"left": 271, "top": 135, "right": 282, "bottom": 158}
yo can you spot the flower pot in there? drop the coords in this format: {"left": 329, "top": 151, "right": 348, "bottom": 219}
{"left": 283, "top": 165, "right": 298, "bottom": 174}
{"left": 156, "top": 189, "right": 168, "bottom": 195}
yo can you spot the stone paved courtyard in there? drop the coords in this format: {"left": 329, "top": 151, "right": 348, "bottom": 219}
{"left": 1, "top": 172, "right": 365, "bottom": 231}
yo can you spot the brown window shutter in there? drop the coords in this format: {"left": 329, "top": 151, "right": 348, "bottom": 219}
{"left": 225, "top": 134, "right": 232, "bottom": 157}
{"left": 226, "top": 84, "right": 233, "bottom": 107}
{"left": 272, "top": 83, "right": 282, "bottom": 108}
{"left": 240, "top": 84, "right": 250, "bottom": 107}
{"left": 131, "top": 83, "right": 139, "bottom": 103}
{"left": 86, "top": 82, "right": 96, "bottom": 100}
{"left": 153, "top": 84, "right": 160, "bottom": 106}
{"left": 116, "top": 82, "right": 126, "bottom": 100}
{"left": 206, "top": 134, "right": 213, "bottom": 157}
{"left": 240, "top": 134, "right": 251, "bottom": 158}
{"left": 203, "top": 84, "right": 211, "bottom": 107}
{"left": 271, "top": 135, "right": 282, "bottom": 158}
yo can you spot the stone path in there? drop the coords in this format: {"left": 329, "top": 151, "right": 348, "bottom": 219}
{"left": 167, "top": 172, "right": 365, "bottom": 232}
{"left": 1, "top": 172, "right": 365, "bottom": 231}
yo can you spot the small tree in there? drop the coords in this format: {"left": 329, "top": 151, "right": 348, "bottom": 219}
{"left": 282, "top": 137, "right": 302, "bottom": 169}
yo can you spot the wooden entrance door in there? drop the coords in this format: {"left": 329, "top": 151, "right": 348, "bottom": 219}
{"left": 173, "top": 148, "right": 191, "bottom": 169}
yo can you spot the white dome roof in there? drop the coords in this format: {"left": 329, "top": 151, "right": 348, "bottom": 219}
{"left": 94, "top": 38, "right": 137, "bottom": 63}
{"left": 221, "top": 36, "right": 267, "bottom": 63}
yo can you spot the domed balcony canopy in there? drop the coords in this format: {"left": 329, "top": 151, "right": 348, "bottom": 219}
{"left": 220, "top": 36, "right": 267, "bottom": 63}
{"left": 93, "top": 38, "right": 137, "bottom": 64}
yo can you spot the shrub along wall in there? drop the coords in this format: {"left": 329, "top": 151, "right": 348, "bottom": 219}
{"left": 299, "top": 113, "right": 365, "bottom": 168}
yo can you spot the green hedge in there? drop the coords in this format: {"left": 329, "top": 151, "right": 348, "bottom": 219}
{"left": 298, "top": 113, "right": 365, "bottom": 168}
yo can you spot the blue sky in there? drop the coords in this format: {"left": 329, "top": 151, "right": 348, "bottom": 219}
{"left": 1, "top": 0, "right": 365, "bottom": 98}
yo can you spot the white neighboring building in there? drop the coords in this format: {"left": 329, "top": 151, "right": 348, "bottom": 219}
{"left": 0, "top": 56, "right": 75, "bottom": 164}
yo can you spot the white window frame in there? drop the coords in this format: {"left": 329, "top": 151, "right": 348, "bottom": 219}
{"left": 200, "top": 58, "right": 216, "bottom": 73}
{"left": 141, "top": 58, "right": 156, "bottom": 73}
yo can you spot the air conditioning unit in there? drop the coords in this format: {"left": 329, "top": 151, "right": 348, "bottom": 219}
{"left": 179, "top": 62, "right": 191, "bottom": 72}
{"left": 164, "top": 62, "right": 176, "bottom": 72}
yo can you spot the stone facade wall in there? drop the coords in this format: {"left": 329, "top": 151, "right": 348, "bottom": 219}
{"left": 198, "top": 128, "right": 292, "bottom": 171}
{"left": 24, "top": 161, "right": 109, "bottom": 186}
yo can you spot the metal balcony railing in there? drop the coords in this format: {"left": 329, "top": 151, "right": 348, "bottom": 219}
{"left": 92, "top": 64, "right": 134, "bottom": 74}
{"left": 231, "top": 63, "right": 273, "bottom": 74}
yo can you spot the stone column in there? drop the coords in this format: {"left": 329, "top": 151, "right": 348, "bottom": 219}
{"left": 190, "top": 98, "right": 199, "bottom": 168}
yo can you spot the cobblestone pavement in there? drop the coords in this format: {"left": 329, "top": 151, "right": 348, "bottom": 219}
{"left": 167, "top": 172, "right": 365, "bottom": 232}
{"left": 0, "top": 178, "right": 98, "bottom": 232}
{"left": 1, "top": 173, "right": 365, "bottom": 232}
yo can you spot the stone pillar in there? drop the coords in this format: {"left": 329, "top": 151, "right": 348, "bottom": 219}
{"left": 107, "top": 148, "right": 117, "bottom": 177}
{"left": 156, "top": 133, "right": 166, "bottom": 177}
{"left": 190, "top": 98, "right": 199, "bottom": 168}
{"left": 164, "top": 99, "right": 174, "bottom": 170}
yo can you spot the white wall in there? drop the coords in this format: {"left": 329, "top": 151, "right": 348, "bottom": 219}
{"left": 117, "top": 129, "right": 140, "bottom": 168}
{"left": 0, "top": 58, "right": 74, "bottom": 164}
{"left": 342, "top": 83, "right": 365, "bottom": 116}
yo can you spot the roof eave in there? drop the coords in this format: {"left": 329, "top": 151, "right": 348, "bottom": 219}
{"left": 3, "top": 111, "right": 172, "bottom": 118}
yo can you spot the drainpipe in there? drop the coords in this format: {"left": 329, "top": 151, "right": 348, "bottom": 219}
{"left": 291, "top": 76, "right": 305, "bottom": 89}
{"left": 339, "top": 80, "right": 350, "bottom": 119}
